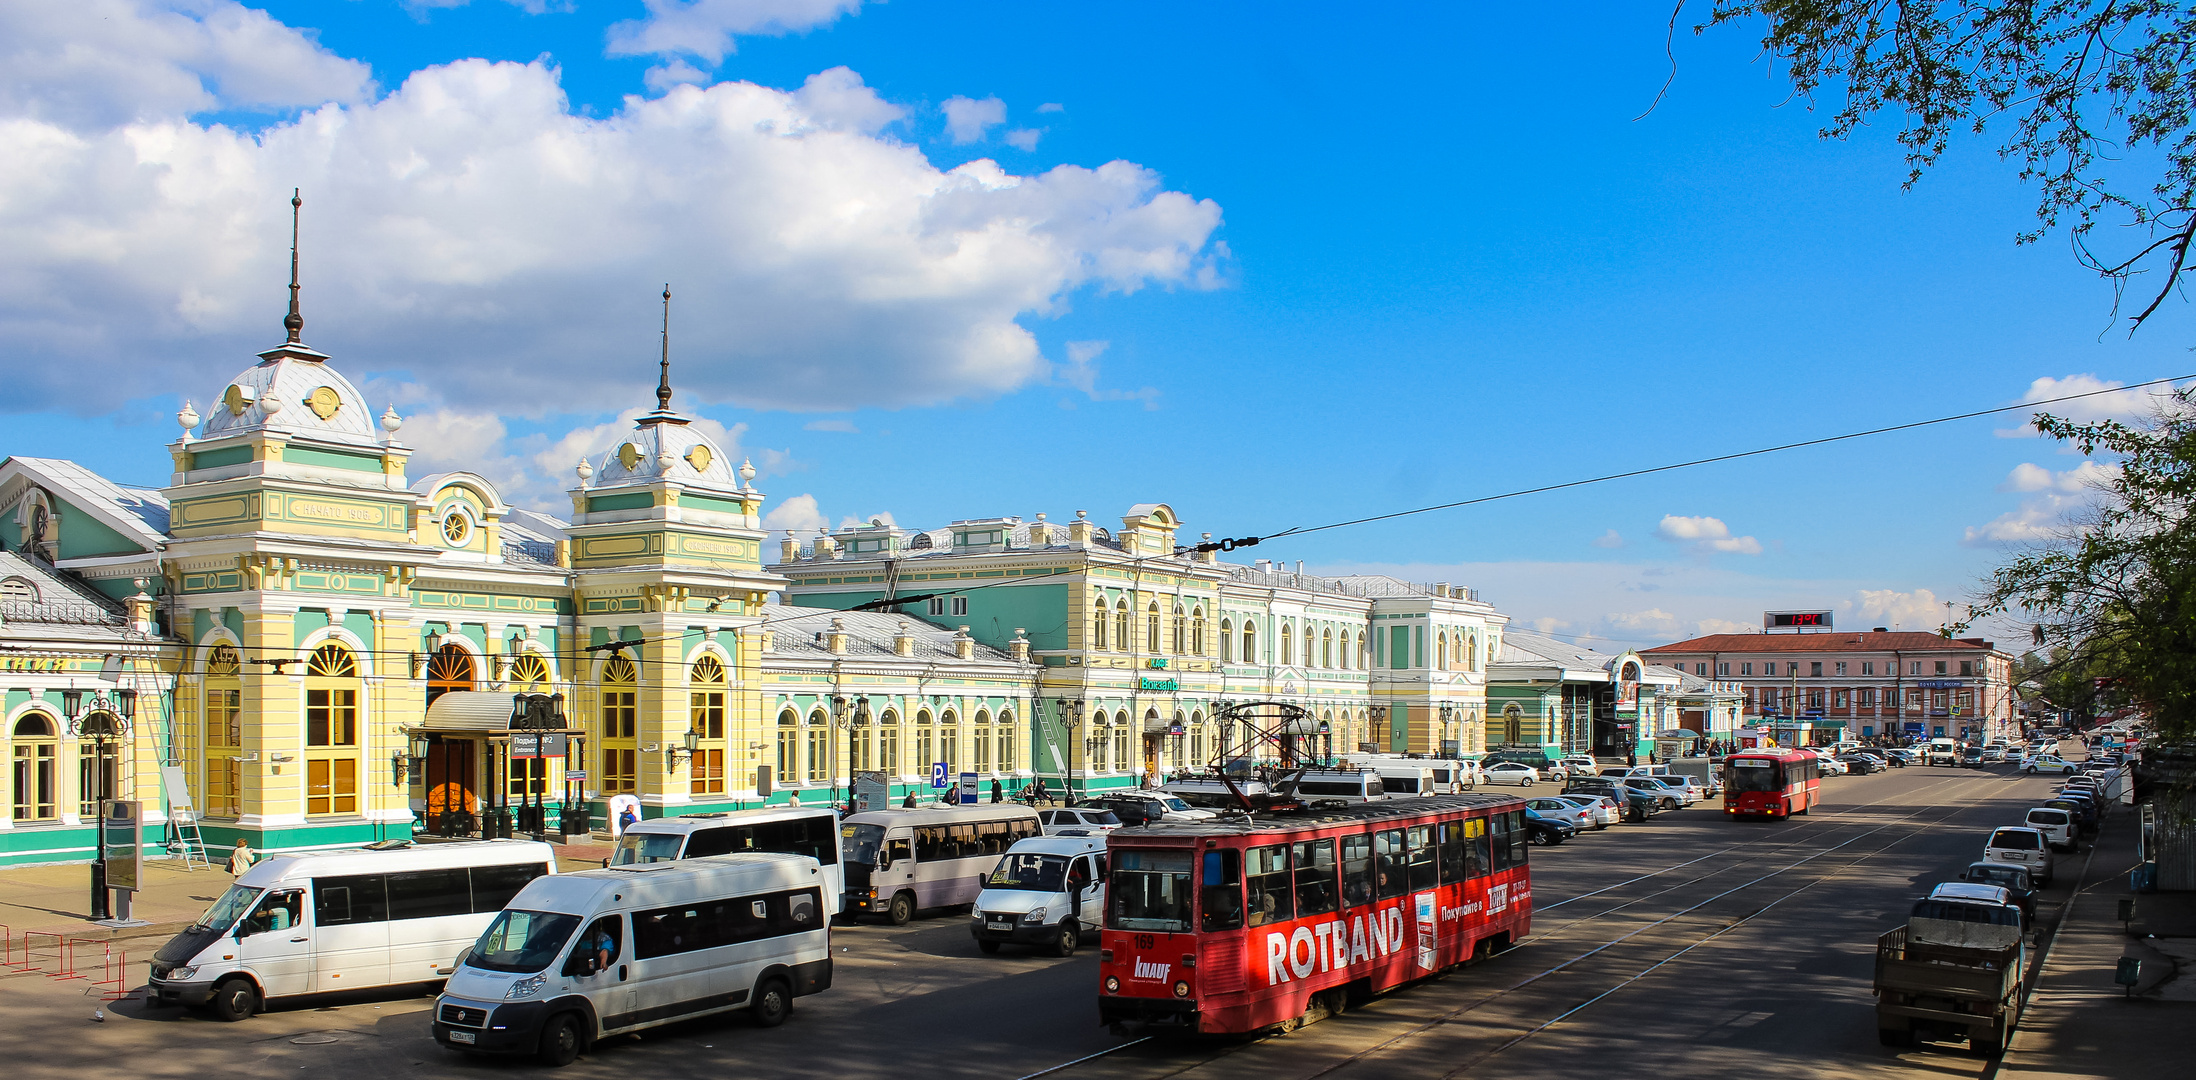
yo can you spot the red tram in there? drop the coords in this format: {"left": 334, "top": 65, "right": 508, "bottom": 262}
{"left": 1097, "top": 794, "right": 1532, "bottom": 1034}
{"left": 1722, "top": 749, "right": 1821, "bottom": 818}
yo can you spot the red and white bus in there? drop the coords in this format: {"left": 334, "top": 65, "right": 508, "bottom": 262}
{"left": 1096, "top": 794, "right": 1532, "bottom": 1034}
{"left": 1722, "top": 749, "right": 1821, "bottom": 818}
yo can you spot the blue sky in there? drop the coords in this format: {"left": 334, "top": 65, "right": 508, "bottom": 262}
{"left": 4, "top": 1, "right": 2188, "bottom": 647}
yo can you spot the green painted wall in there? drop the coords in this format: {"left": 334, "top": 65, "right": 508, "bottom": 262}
{"left": 284, "top": 445, "right": 383, "bottom": 473}
{"left": 587, "top": 492, "right": 653, "bottom": 513}
{"left": 189, "top": 445, "right": 253, "bottom": 470}
{"left": 57, "top": 508, "right": 143, "bottom": 560}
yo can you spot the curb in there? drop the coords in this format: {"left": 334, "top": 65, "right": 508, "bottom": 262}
{"left": 2005, "top": 807, "right": 2109, "bottom": 1056}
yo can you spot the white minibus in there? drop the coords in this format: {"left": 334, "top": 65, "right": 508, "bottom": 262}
{"left": 609, "top": 806, "right": 842, "bottom": 912}
{"left": 839, "top": 804, "right": 1042, "bottom": 924}
{"left": 147, "top": 839, "right": 557, "bottom": 1021}
{"left": 1290, "top": 769, "right": 1387, "bottom": 804}
{"left": 432, "top": 853, "right": 831, "bottom": 1066}
{"left": 969, "top": 835, "right": 1108, "bottom": 956}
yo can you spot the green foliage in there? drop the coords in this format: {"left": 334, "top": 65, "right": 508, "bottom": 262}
{"left": 1705, "top": 1, "right": 2196, "bottom": 328}
{"left": 1968, "top": 391, "right": 2196, "bottom": 737}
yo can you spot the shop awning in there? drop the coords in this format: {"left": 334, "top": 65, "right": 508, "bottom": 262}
{"left": 420, "top": 691, "right": 527, "bottom": 733}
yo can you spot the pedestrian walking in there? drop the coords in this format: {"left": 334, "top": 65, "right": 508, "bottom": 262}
{"left": 902, "top": 790, "right": 917, "bottom": 808}
{"left": 990, "top": 779, "right": 1004, "bottom": 803}
{"left": 226, "top": 840, "right": 255, "bottom": 876}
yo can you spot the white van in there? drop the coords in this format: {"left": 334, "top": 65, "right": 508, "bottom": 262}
{"left": 148, "top": 839, "right": 556, "bottom": 1021}
{"left": 2024, "top": 807, "right": 2077, "bottom": 852}
{"left": 1983, "top": 826, "right": 2056, "bottom": 886}
{"left": 431, "top": 853, "right": 831, "bottom": 1066}
{"left": 1926, "top": 738, "right": 1961, "bottom": 766}
{"left": 609, "top": 806, "right": 842, "bottom": 912}
{"left": 969, "top": 835, "right": 1108, "bottom": 956}
{"left": 1340, "top": 753, "right": 1473, "bottom": 794}
{"left": 1291, "top": 769, "right": 1387, "bottom": 804}
{"left": 839, "top": 804, "right": 1042, "bottom": 924}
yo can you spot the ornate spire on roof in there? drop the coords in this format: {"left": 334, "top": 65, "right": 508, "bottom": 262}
{"left": 656, "top": 284, "right": 673, "bottom": 411}
{"left": 284, "top": 189, "right": 304, "bottom": 344}
{"left": 639, "top": 283, "right": 687, "bottom": 426}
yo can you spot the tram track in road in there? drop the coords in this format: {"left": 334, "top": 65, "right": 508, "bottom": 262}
{"left": 1022, "top": 767, "right": 2037, "bottom": 1080}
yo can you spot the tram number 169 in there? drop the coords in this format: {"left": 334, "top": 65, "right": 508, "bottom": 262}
{"left": 1133, "top": 934, "right": 1157, "bottom": 950}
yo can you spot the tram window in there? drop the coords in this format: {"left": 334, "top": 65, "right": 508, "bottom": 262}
{"left": 1341, "top": 833, "right": 1374, "bottom": 907}
{"left": 1111, "top": 849, "right": 1198, "bottom": 934}
{"left": 1489, "top": 813, "right": 1513, "bottom": 873}
{"left": 1292, "top": 839, "right": 1338, "bottom": 916}
{"left": 1437, "top": 822, "right": 1467, "bottom": 884}
{"left": 1406, "top": 825, "right": 1437, "bottom": 891}
{"left": 1245, "top": 845, "right": 1294, "bottom": 926}
{"left": 1465, "top": 817, "right": 1492, "bottom": 878}
{"left": 1198, "top": 849, "right": 1242, "bottom": 932}
{"left": 1374, "top": 829, "right": 1409, "bottom": 900}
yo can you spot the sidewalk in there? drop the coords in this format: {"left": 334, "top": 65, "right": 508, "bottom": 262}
{"left": 0, "top": 841, "right": 614, "bottom": 950}
{"left": 2001, "top": 802, "right": 2188, "bottom": 1080}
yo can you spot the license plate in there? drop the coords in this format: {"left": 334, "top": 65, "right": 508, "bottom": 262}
{"left": 448, "top": 1031, "right": 476, "bottom": 1044}
{"left": 989, "top": 920, "right": 1014, "bottom": 929}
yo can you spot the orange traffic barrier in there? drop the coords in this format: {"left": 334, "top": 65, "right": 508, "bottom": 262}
{"left": 0, "top": 925, "right": 31, "bottom": 972}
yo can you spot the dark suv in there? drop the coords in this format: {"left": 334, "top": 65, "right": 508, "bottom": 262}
{"left": 1563, "top": 776, "right": 1659, "bottom": 821}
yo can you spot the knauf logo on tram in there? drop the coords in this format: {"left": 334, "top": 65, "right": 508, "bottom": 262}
{"left": 1133, "top": 959, "right": 1171, "bottom": 981}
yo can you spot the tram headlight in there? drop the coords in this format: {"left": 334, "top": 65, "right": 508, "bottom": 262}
{"left": 1173, "top": 981, "right": 1191, "bottom": 998}
{"left": 1105, "top": 976, "right": 1120, "bottom": 993}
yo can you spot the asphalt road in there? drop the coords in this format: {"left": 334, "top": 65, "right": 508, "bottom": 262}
{"left": 0, "top": 759, "right": 2094, "bottom": 1080}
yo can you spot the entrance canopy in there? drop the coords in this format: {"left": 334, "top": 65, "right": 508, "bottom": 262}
{"left": 421, "top": 691, "right": 531, "bottom": 733}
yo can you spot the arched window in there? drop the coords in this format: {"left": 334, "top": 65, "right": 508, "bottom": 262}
{"left": 203, "top": 645, "right": 242, "bottom": 815}
{"left": 1504, "top": 703, "right": 1524, "bottom": 744}
{"left": 1189, "top": 710, "right": 1206, "bottom": 766}
{"left": 600, "top": 655, "right": 638, "bottom": 794}
{"left": 879, "top": 709, "right": 900, "bottom": 775}
{"left": 1280, "top": 623, "right": 1293, "bottom": 666}
{"left": 1172, "top": 604, "right": 1187, "bottom": 654}
{"left": 426, "top": 644, "right": 473, "bottom": 706}
{"left": 1092, "top": 597, "right": 1109, "bottom": 650}
{"left": 76, "top": 714, "right": 123, "bottom": 819}
{"left": 996, "top": 710, "right": 1015, "bottom": 775}
{"left": 1437, "top": 633, "right": 1449, "bottom": 671}
{"left": 973, "top": 709, "right": 992, "bottom": 773}
{"left": 1113, "top": 711, "right": 1130, "bottom": 774}
{"left": 1322, "top": 628, "right": 1334, "bottom": 669}
{"left": 1114, "top": 601, "right": 1131, "bottom": 653}
{"left": 507, "top": 651, "right": 551, "bottom": 691}
{"left": 1219, "top": 619, "right": 1233, "bottom": 662}
{"left": 915, "top": 710, "right": 934, "bottom": 775}
{"left": 940, "top": 709, "right": 959, "bottom": 771}
{"left": 1146, "top": 603, "right": 1162, "bottom": 653}
{"left": 806, "top": 709, "right": 829, "bottom": 783}
{"left": 776, "top": 708, "right": 800, "bottom": 785}
{"left": 689, "top": 655, "right": 726, "bottom": 795}
{"left": 304, "top": 643, "right": 359, "bottom": 815}
{"left": 11, "top": 713, "right": 58, "bottom": 821}
{"left": 1191, "top": 607, "right": 1206, "bottom": 655}
{"left": 1355, "top": 631, "right": 1367, "bottom": 669}
{"left": 1242, "top": 622, "right": 1257, "bottom": 664}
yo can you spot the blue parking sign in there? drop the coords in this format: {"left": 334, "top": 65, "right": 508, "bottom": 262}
{"left": 930, "top": 762, "right": 949, "bottom": 789}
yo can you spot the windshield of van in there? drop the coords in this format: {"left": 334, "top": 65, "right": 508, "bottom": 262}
{"left": 465, "top": 909, "right": 580, "bottom": 974}
{"left": 987, "top": 853, "right": 1069, "bottom": 891}
{"left": 193, "top": 884, "right": 262, "bottom": 934}
{"left": 1108, "top": 849, "right": 1194, "bottom": 933}
{"left": 1990, "top": 830, "right": 2043, "bottom": 850}
{"left": 2027, "top": 810, "right": 2071, "bottom": 825}
{"left": 1159, "top": 797, "right": 1192, "bottom": 813}
{"left": 841, "top": 823, "right": 886, "bottom": 867}
{"left": 611, "top": 832, "right": 683, "bottom": 866}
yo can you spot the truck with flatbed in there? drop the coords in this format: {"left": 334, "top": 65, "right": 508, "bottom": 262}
{"left": 1874, "top": 886, "right": 2026, "bottom": 1056}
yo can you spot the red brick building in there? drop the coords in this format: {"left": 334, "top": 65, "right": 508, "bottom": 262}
{"left": 1641, "top": 631, "right": 2017, "bottom": 745}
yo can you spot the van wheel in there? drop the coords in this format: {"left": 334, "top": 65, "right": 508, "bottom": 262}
{"left": 210, "top": 977, "right": 258, "bottom": 1022}
{"left": 888, "top": 891, "right": 915, "bottom": 926}
{"left": 536, "top": 1012, "right": 583, "bottom": 1067}
{"left": 1053, "top": 922, "right": 1079, "bottom": 958}
{"left": 750, "top": 978, "right": 792, "bottom": 1028}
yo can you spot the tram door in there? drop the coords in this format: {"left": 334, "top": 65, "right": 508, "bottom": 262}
{"left": 424, "top": 736, "right": 479, "bottom": 835}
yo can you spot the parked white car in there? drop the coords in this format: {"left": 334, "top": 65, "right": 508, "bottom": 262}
{"left": 1484, "top": 762, "right": 1541, "bottom": 787}
{"left": 1983, "top": 826, "right": 2056, "bottom": 886}
{"left": 1550, "top": 793, "right": 1620, "bottom": 829}
{"left": 1037, "top": 807, "right": 1122, "bottom": 836}
{"left": 2023, "top": 755, "right": 2080, "bottom": 776}
{"left": 2024, "top": 807, "right": 2077, "bottom": 852}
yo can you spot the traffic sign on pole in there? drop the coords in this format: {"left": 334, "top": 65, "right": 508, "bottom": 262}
{"left": 930, "top": 762, "right": 949, "bottom": 789}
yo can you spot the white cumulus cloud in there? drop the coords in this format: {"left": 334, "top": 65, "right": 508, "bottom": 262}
{"left": 1968, "top": 461, "right": 2118, "bottom": 546}
{"left": 0, "top": 0, "right": 375, "bottom": 128}
{"left": 606, "top": 0, "right": 865, "bottom": 66}
{"left": 1652, "top": 515, "right": 1763, "bottom": 555}
{"left": 1853, "top": 588, "right": 1951, "bottom": 631}
{"left": 763, "top": 493, "right": 828, "bottom": 534}
{"left": 1592, "top": 529, "right": 1625, "bottom": 549}
{"left": 942, "top": 95, "right": 1007, "bottom": 144}
{"left": 0, "top": 50, "right": 1225, "bottom": 417}
{"left": 1993, "top": 373, "right": 2191, "bottom": 438}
